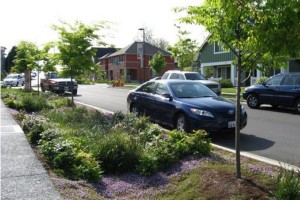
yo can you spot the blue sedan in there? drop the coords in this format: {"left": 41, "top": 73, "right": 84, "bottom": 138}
{"left": 127, "top": 80, "right": 247, "bottom": 133}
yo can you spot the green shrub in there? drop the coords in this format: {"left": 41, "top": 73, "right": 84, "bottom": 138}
{"left": 138, "top": 123, "right": 164, "bottom": 147}
{"left": 28, "top": 124, "right": 44, "bottom": 144}
{"left": 255, "top": 77, "right": 268, "bottom": 85}
{"left": 219, "top": 79, "right": 233, "bottom": 88}
{"left": 48, "top": 96, "right": 72, "bottom": 109}
{"left": 136, "top": 145, "right": 176, "bottom": 176}
{"left": 97, "top": 132, "right": 141, "bottom": 174}
{"left": 276, "top": 168, "right": 300, "bottom": 200}
{"left": 40, "top": 128, "right": 61, "bottom": 142}
{"left": 73, "top": 151, "right": 102, "bottom": 181}
{"left": 3, "top": 98, "right": 16, "bottom": 109}
{"left": 40, "top": 138, "right": 102, "bottom": 181}
{"left": 112, "top": 80, "right": 124, "bottom": 87}
{"left": 51, "top": 140, "right": 77, "bottom": 176}
{"left": 136, "top": 130, "right": 211, "bottom": 176}
{"left": 21, "top": 114, "right": 47, "bottom": 135}
{"left": 186, "top": 130, "right": 212, "bottom": 156}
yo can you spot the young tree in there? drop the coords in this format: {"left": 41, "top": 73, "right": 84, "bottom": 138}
{"left": 167, "top": 25, "right": 198, "bottom": 69}
{"left": 52, "top": 20, "right": 107, "bottom": 104}
{"left": 13, "top": 41, "right": 40, "bottom": 91}
{"left": 179, "top": 0, "right": 300, "bottom": 178}
{"left": 149, "top": 51, "right": 167, "bottom": 75}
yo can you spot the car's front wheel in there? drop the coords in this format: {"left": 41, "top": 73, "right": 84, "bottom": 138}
{"left": 72, "top": 89, "right": 77, "bottom": 96}
{"left": 295, "top": 99, "right": 300, "bottom": 114}
{"left": 247, "top": 94, "right": 260, "bottom": 109}
{"left": 175, "top": 113, "right": 190, "bottom": 132}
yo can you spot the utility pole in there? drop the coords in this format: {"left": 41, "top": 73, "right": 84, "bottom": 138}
{"left": 138, "top": 28, "right": 145, "bottom": 82}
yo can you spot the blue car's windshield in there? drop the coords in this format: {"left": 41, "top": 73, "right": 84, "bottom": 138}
{"left": 169, "top": 82, "right": 217, "bottom": 98}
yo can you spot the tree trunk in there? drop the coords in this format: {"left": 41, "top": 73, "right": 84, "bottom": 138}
{"left": 24, "top": 69, "right": 31, "bottom": 92}
{"left": 235, "top": 50, "right": 242, "bottom": 179}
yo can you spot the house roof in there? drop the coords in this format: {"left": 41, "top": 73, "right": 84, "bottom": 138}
{"left": 108, "top": 41, "right": 171, "bottom": 57}
{"left": 94, "top": 47, "right": 118, "bottom": 58}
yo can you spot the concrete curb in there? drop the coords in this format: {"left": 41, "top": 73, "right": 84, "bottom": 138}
{"left": 212, "top": 144, "right": 300, "bottom": 172}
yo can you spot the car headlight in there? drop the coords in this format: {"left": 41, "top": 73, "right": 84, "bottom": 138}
{"left": 50, "top": 80, "right": 58, "bottom": 84}
{"left": 244, "top": 87, "right": 249, "bottom": 91}
{"left": 190, "top": 108, "right": 214, "bottom": 118}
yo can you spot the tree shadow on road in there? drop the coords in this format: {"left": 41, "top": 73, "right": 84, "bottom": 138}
{"left": 209, "top": 132, "right": 275, "bottom": 152}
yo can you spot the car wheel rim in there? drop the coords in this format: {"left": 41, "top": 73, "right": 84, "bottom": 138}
{"left": 297, "top": 101, "right": 300, "bottom": 112}
{"left": 249, "top": 96, "right": 257, "bottom": 107}
{"left": 177, "top": 116, "right": 185, "bottom": 131}
{"left": 131, "top": 106, "right": 138, "bottom": 115}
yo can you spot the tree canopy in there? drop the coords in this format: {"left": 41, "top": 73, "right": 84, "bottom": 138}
{"left": 179, "top": 0, "right": 300, "bottom": 71}
{"left": 52, "top": 20, "right": 108, "bottom": 103}
{"left": 167, "top": 26, "right": 198, "bottom": 69}
{"left": 13, "top": 41, "right": 40, "bottom": 91}
{"left": 178, "top": 0, "right": 300, "bottom": 178}
{"left": 149, "top": 51, "right": 166, "bottom": 74}
{"left": 4, "top": 46, "right": 17, "bottom": 74}
{"left": 52, "top": 20, "right": 107, "bottom": 78}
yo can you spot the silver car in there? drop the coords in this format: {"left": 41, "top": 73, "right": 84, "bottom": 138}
{"left": 3, "top": 74, "right": 25, "bottom": 87}
{"left": 161, "top": 70, "right": 222, "bottom": 95}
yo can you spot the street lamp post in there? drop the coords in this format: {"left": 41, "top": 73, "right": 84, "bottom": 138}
{"left": 138, "top": 28, "right": 145, "bottom": 82}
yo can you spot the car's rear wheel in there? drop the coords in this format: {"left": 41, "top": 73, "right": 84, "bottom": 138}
{"left": 130, "top": 104, "right": 139, "bottom": 116}
{"left": 247, "top": 94, "right": 260, "bottom": 109}
{"left": 175, "top": 113, "right": 190, "bottom": 133}
{"left": 295, "top": 99, "right": 300, "bottom": 114}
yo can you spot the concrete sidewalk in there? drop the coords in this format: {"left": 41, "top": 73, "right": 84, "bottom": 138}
{"left": 1, "top": 100, "right": 61, "bottom": 200}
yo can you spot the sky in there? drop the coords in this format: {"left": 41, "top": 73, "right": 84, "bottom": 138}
{"left": 0, "top": 0, "right": 208, "bottom": 52}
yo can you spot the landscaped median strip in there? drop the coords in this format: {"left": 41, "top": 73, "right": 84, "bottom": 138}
{"left": 74, "top": 100, "right": 299, "bottom": 172}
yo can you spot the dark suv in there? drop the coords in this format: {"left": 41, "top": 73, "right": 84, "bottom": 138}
{"left": 242, "top": 73, "right": 300, "bottom": 113}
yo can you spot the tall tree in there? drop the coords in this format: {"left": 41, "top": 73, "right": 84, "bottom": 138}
{"left": 13, "top": 41, "right": 40, "bottom": 91}
{"left": 52, "top": 20, "right": 107, "bottom": 104}
{"left": 4, "top": 46, "right": 17, "bottom": 74}
{"left": 179, "top": 0, "right": 300, "bottom": 178}
{"left": 167, "top": 25, "right": 198, "bottom": 69}
{"left": 149, "top": 51, "right": 167, "bottom": 75}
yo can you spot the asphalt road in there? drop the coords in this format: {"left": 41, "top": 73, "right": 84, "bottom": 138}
{"left": 73, "top": 84, "right": 300, "bottom": 167}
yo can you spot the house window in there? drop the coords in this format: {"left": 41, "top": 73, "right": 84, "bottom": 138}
{"left": 217, "top": 66, "right": 231, "bottom": 79}
{"left": 119, "top": 55, "right": 124, "bottom": 62}
{"left": 214, "top": 42, "right": 228, "bottom": 54}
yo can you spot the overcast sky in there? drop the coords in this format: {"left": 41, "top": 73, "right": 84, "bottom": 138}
{"left": 0, "top": 0, "right": 207, "bottom": 51}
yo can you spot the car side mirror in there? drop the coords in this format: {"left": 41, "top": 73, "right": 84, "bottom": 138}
{"left": 162, "top": 93, "right": 173, "bottom": 101}
{"left": 262, "top": 82, "right": 266, "bottom": 86}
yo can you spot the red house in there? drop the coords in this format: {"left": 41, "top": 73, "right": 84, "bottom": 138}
{"left": 98, "top": 41, "right": 175, "bottom": 82}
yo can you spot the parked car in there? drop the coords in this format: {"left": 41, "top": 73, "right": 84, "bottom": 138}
{"left": 243, "top": 73, "right": 300, "bottom": 113}
{"left": 161, "top": 70, "right": 222, "bottom": 95}
{"left": 41, "top": 72, "right": 78, "bottom": 95}
{"left": 127, "top": 80, "right": 247, "bottom": 133}
{"left": 3, "top": 74, "right": 25, "bottom": 87}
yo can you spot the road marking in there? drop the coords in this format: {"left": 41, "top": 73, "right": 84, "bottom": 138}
{"left": 75, "top": 101, "right": 114, "bottom": 114}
